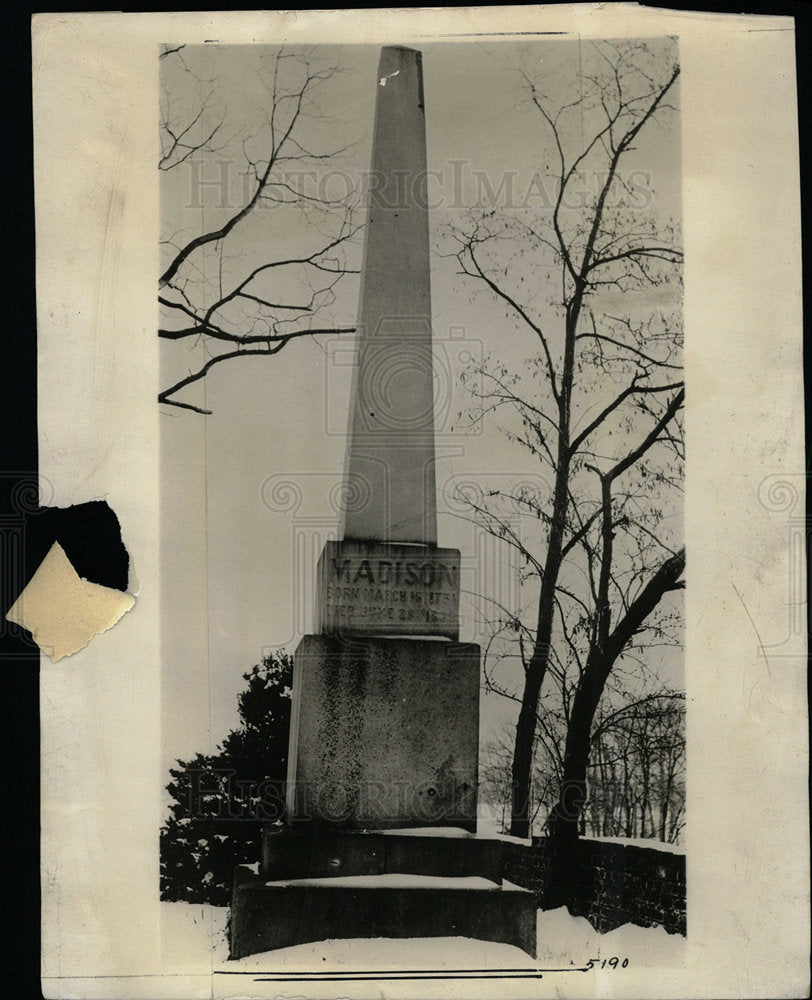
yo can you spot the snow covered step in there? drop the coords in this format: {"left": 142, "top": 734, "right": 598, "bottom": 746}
{"left": 230, "top": 866, "right": 536, "bottom": 958}
{"left": 261, "top": 826, "right": 504, "bottom": 883}
{"left": 265, "top": 873, "right": 500, "bottom": 890}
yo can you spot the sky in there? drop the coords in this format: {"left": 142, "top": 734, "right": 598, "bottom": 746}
{"left": 159, "top": 37, "right": 683, "bottom": 775}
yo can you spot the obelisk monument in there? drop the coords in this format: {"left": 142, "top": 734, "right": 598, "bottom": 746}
{"left": 343, "top": 45, "right": 436, "bottom": 545}
{"left": 287, "top": 45, "right": 478, "bottom": 828}
{"left": 229, "top": 49, "right": 537, "bottom": 958}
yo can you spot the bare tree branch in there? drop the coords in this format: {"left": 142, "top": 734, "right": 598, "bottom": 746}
{"left": 159, "top": 46, "right": 362, "bottom": 410}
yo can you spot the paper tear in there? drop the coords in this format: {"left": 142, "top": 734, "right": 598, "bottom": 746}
{"left": 6, "top": 542, "right": 135, "bottom": 661}
{"left": 379, "top": 69, "right": 400, "bottom": 86}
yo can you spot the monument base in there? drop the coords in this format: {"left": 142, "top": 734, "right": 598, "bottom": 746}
{"left": 286, "top": 634, "right": 480, "bottom": 830}
{"left": 261, "top": 826, "right": 503, "bottom": 883}
{"left": 229, "top": 828, "right": 537, "bottom": 959}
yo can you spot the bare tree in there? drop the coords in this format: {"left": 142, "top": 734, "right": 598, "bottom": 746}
{"left": 588, "top": 689, "right": 685, "bottom": 843}
{"left": 476, "top": 601, "right": 567, "bottom": 834}
{"left": 481, "top": 725, "right": 564, "bottom": 836}
{"left": 159, "top": 45, "right": 361, "bottom": 413}
{"left": 479, "top": 733, "right": 516, "bottom": 833}
{"left": 445, "top": 39, "right": 683, "bottom": 839}
{"left": 483, "top": 686, "right": 685, "bottom": 844}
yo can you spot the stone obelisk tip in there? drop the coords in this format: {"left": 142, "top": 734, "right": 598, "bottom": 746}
{"left": 342, "top": 43, "right": 435, "bottom": 545}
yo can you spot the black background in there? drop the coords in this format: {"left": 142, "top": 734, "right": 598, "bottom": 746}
{"left": 1, "top": 4, "right": 809, "bottom": 997}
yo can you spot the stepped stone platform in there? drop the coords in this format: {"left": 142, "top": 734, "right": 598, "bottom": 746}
{"left": 230, "top": 828, "right": 537, "bottom": 959}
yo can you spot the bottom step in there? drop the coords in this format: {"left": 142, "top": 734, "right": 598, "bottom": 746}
{"left": 229, "top": 868, "right": 537, "bottom": 959}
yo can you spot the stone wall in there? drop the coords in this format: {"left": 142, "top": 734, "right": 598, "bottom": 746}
{"left": 502, "top": 837, "right": 685, "bottom": 935}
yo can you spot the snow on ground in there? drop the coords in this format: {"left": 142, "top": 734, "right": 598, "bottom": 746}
{"left": 160, "top": 901, "right": 228, "bottom": 972}
{"left": 533, "top": 905, "right": 685, "bottom": 968}
{"left": 492, "top": 831, "right": 534, "bottom": 845}
{"left": 159, "top": 828, "right": 684, "bottom": 994}
{"left": 476, "top": 812, "right": 534, "bottom": 844}
{"left": 220, "top": 934, "right": 541, "bottom": 974}
{"left": 161, "top": 899, "right": 685, "bottom": 982}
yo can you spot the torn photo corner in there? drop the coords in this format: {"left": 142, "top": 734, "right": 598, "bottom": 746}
{"left": 6, "top": 541, "right": 135, "bottom": 662}
{"left": 5, "top": 498, "right": 136, "bottom": 661}
{"left": 33, "top": 7, "right": 807, "bottom": 1000}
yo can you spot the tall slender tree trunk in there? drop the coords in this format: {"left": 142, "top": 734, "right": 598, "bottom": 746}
{"left": 541, "top": 669, "right": 600, "bottom": 907}
{"left": 542, "top": 549, "right": 684, "bottom": 906}
{"left": 640, "top": 752, "right": 651, "bottom": 838}
{"left": 508, "top": 456, "right": 571, "bottom": 836}
{"left": 622, "top": 755, "right": 632, "bottom": 837}
{"left": 509, "top": 300, "right": 580, "bottom": 838}
{"left": 549, "top": 665, "right": 605, "bottom": 845}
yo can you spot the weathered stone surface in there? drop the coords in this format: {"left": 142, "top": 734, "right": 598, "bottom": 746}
{"left": 286, "top": 634, "right": 479, "bottom": 830}
{"left": 230, "top": 866, "right": 537, "bottom": 959}
{"left": 342, "top": 47, "right": 437, "bottom": 545}
{"left": 262, "top": 828, "right": 385, "bottom": 881}
{"left": 262, "top": 827, "right": 504, "bottom": 884}
{"left": 316, "top": 539, "right": 460, "bottom": 639}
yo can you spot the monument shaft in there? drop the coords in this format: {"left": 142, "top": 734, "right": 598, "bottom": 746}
{"left": 343, "top": 46, "right": 437, "bottom": 545}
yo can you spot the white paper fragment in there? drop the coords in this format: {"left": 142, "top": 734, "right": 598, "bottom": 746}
{"left": 6, "top": 541, "right": 135, "bottom": 661}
